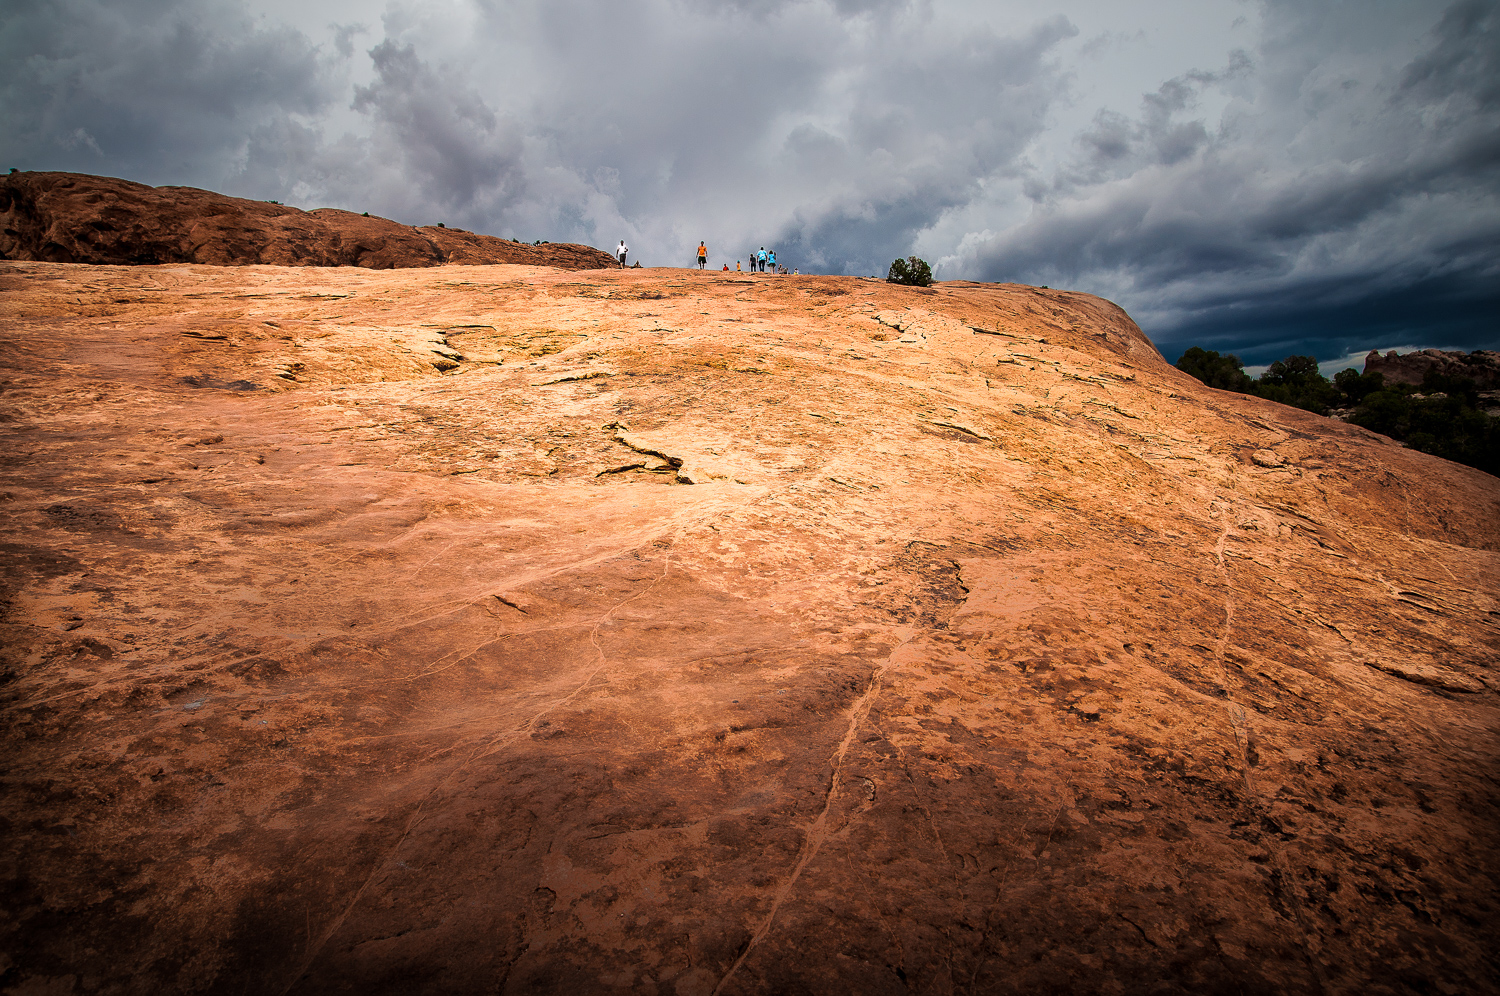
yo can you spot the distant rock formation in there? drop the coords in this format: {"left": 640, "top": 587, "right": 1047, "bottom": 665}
{"left": 0, "top": 171, "right": 619, "bottom": 271}
{"left": 1364, "top": 347, "right": 1500, "bottom": 389}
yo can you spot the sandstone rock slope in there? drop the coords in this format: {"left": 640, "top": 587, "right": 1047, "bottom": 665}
{"left": 1, "top": 262, "right": 1497, "bottom": 995}
{"left": 0, "top": 171, "right": 618, "bottom": 270}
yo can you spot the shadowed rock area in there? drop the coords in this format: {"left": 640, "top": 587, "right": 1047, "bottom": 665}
{"left": 1, "top": 260, "right": 1497, "bottom": 995}
{"left": 0, "top": 172, "right": 619, "bottom": 271}
{"left": 1364, "top": 348, "right": 1500, "bottom": 390}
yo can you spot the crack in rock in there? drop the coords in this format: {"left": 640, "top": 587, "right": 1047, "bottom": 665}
{"left": 536, "top": 369, "right": 615, "bottom": 386}
{"left": 1363, "top": 660, "right": 1484, "bottom": 693}
{"left": 400, "top": 330, "right": 464, "bottom": 371}
{"left": 924, "top": 419, "right": 993, "bottom": 441}
{"left": 603, "top": 423, "right": 693, "bottom": 484}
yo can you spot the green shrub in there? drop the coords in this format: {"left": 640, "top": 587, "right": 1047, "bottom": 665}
{"left": 887, "top": 256, "right": 933, "bottom": 287}
{"left": 1333, "top": 368, "right": 1384, "bottom": 403}
{"left": 1175, "top": 347, "right": 1253, "bottom": 393}
{"left": 1251, "top": 355, "right": 1341, "bottom": 414}
{"left": 1346, "top": 374, "right": 1499, "bottom": 476}
{"left": 1177, "top": 344, "right": 1498, "bottom": 476}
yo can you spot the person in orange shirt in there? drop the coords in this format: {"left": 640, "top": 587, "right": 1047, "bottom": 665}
{"left": 697, "top": 242, "right": 707, "bottom": 269}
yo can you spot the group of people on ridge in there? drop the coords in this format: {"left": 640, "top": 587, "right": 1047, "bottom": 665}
{"left": 747, "top": 247, "right": 776, "bottom": 272}
{"left": 620, "top": 240, "right": 791, "bottom": 274}
{"left": 693, "top": 243, "right": 784, "bottom": 273}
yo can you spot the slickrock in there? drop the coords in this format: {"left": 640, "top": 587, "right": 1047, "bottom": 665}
{"left": 1, "top": 262, "right": 1497, "bottom": 996}
{"left": 0, "top": 171, "right": 619, "bottom": 270}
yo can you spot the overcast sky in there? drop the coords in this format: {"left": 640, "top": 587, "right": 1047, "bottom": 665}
{"left": 3, "top": 0, "right": 1497, "bottom": 368}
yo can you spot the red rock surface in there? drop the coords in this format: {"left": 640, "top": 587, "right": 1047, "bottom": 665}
{"left": 1363, "top": 347, "right": 1500, "bottom": 390}
{"left": 1, "top": 261, "right": 1497, "bottom": 995}
{"left": 0, "top": 171, "right": 619, "bottom": 271}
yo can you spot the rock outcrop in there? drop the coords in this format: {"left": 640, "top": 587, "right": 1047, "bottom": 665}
{"left": 1364, "top": 347, "right": 1500, "bottom": 389}
{"left": 0, "top": 171, "right": 618, "bottom": 270}
{"left": 1, "top": 261, "right": 1497, "bottom": 996}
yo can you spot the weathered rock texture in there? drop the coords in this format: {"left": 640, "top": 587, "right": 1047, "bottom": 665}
{"left": 0, "top": 171, "right": 618, "bottom": 270}
{"left": 1, "top": 261, "right": 1497, "bottom": 996}
{"left": 1364, "top": 347, "right": 1500, "bottom": 389}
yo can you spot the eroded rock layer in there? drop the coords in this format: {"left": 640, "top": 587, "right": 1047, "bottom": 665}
{"left": 1, "top": 262, "right": 1497, "bottom": 996}
{"left": 0, "top": 172, "right": 618, "bottom": 270}
{"left": 1363, "top": 347, "right": 1500, "bottom": 390}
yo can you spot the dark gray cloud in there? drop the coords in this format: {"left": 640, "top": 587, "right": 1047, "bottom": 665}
{"left": 974, "top": 0, "right": 1500, "bottom": 365}
{"left": 1, "top": 0, "right": 1495, "bottom": 365}
{"left": 1061, "top": 53, "right": 1251, "bottom": 186}
{"left": 351, "top": 41, "right": 525, "bottom": 213}
{"left": 1, "top": 0, "right": 1078, "bottom": 259}
{"left": 767, "top": 15, "right": 1077, "bottom": 272}
{"left": 0, "top": 0, "right": 335, "bottom": 185}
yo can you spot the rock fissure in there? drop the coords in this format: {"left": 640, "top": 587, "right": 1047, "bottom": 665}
{"left": 925, "top": 418, "right": 994, "bottom": 441}
{"left": 712, "top": 634, "right": 915, "bottom": 995}
{"left": 1212, "top": 509, "right": 1332, "bottom": 994}
{"left": 605, "top": 425, "right": 692, "bottom": 483}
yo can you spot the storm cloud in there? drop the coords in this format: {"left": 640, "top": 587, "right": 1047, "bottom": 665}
{"left": 0, "top": 0, "right": 335, "bottom": 181}
{"left": 2, "top": 0, "right": 1496, "bottom": 364}
{"left": 968, "top": 0, "right": 1500, "bottom": 365}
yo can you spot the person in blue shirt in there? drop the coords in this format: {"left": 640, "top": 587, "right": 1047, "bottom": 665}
{"left": 767, "top": 249, "right": 777, "bottom": 272}
{"left": 757, "top": 247, "right": 767, "bottom": 272}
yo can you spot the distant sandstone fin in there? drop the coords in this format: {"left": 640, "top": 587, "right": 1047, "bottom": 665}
{"left": 0, "top": 171, "right": 619, "bottom": 271}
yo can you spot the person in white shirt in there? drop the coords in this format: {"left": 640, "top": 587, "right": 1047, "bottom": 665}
{"left": 617, "top": 241, "right": 628, "bottom": 267}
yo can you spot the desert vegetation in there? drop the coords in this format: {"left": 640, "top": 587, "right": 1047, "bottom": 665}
{"left": 1176, "top": 347, "right": 1500, "bottom": 475}
{"left": 886, "top": 255, "right": 933, "bottom": 287}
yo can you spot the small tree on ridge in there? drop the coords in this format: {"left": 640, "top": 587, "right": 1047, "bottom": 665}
{"left": 887, "top": 256, "right": 933, "bottom": 287}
